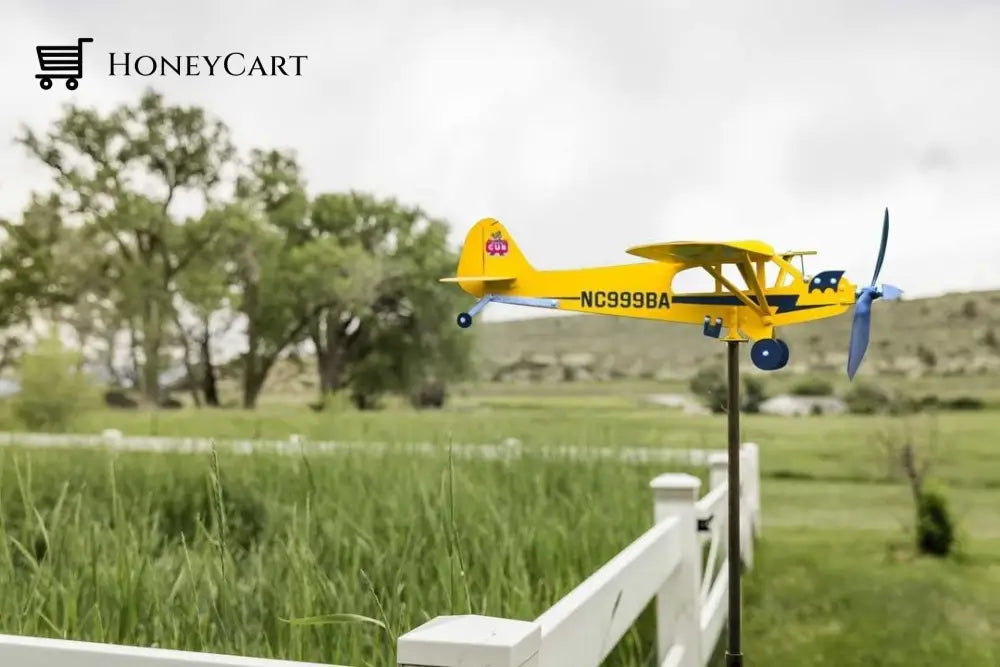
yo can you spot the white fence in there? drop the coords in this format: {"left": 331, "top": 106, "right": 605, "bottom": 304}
{"left": 0, "top": 439, "right": 761, "bottom": 667}
{"left": 397, "top": 443, "right": 760, "bottom": 667}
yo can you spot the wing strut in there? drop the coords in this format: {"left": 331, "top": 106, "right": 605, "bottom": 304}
{"left": 735, "top": 256, "right": 771, "bottom": 314}
{"left": 700, "top": 262, "right": 769, "bottom": 318}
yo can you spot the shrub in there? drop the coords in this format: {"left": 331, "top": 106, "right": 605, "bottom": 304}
{"left": 844, "top": 382, "right": 891, "bottom": 415}
{"left": 916, "top": 488, "right": 955, "bottom": 556}
{"left": 983, "top": 328, "right": 998, "bottom": 350}
{"left": 689, "top": 367, "right": 727, "bottom": 413}
{"left": 915, "top": 344, "right": 937, "bottom": 368}
{"left": 12, "top": 335, "right": 97, "bottom": 431}
{"left": 960, "top": 299, "right": 979, "bottom": 319}
{"left": 790, "top": 378, "right": 834, "bottom": 396}
{"left": 888, "top": 391, "right": 920, "bottom": 415}
{"left": 689, "top": 366, "right": 767, "bottom": 413}
{"left": 410, "top": 378, "right": 447, "bottom": 409}
{"left": 943, "top": 396, "right": 984, "bottom": 411}
{"left": 906, "top": 394, "right": 940, "bottom": 413}
{"left": 743, "top": 377, "right": 767, "bottom": 413}
{"left": 104, "top": 390, "right": 139, "bottom": 409}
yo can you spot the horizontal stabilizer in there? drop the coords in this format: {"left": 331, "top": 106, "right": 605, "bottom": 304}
{"left": 439, "top": 275, "right": 516, "bottom": 285}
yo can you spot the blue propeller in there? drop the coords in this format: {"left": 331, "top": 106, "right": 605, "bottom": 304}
{"left": 846, "top": 208, "right": 903, "bottom": 380}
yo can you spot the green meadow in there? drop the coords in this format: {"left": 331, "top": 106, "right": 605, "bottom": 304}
{"left": 1, "top": 391, "right": 998, "bottom": 666}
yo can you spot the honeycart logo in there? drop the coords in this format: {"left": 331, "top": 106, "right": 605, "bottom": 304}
{"left": 108, "top": 52, "right": 308, "bottom": 77}
{"left": 35, "top": 37, "right": 93, "bottom": 90}
{"left": 34, "top": 37, "right": 308, "bottom": 90}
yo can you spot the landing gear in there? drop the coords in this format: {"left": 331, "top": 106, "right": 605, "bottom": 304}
{"left": 775, "top": 339, "right": 789, "bottom": 368}
{"left": 454, "top": 296, "right": 493, "bottom": 328}
{"left": 750, "top": 338, "right": 789, "bottom": 371}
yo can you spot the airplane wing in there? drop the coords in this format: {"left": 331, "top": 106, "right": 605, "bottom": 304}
{"left": 625, "top": 241, "right": 776, "bottom": 316}
{"left": 625, "top": 240, "right": 775, "bottom": 264}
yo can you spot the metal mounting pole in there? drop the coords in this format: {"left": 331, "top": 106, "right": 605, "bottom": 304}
{"left": 725, "top": 340, "right": 743, "bottom": 667}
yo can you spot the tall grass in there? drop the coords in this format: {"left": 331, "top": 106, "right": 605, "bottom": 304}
{"left": 0, "top": 444, "right": 692, "bottom": 665}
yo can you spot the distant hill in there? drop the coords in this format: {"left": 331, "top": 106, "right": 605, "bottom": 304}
{"left": 471, "top": 289, "right": 1000, "bottom": 383}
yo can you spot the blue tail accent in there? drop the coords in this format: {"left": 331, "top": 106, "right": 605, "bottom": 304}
{"left": 807, "top": 270, "right": 845, "bottom": 293}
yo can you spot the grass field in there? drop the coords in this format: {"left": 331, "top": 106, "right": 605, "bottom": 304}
{"left": 1, "top": 393, "right": 999, "bottom": 665}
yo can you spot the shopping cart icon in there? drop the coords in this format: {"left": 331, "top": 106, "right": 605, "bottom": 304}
{"left": 35, "top": 37, "right": 94, "bottom": 90}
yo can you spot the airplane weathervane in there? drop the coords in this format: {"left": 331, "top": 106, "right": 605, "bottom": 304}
{"left": 441, "top": 208, "right": 902, "bottom": 667}
{"left": 439, "top": 206, "right": 902, "bottom": 666}
{"left": 442, "top": 208, "right": 901, "bottom": 380}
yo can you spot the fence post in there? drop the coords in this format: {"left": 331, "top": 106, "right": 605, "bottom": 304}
{"left": 397, "top": 615, "right": 541, "bottom": 667}
{"left": 708, "top": 451, "right": 728, "bottom": 490}
{"left": 650, "top": 473, "right": 702, "bottom": 667}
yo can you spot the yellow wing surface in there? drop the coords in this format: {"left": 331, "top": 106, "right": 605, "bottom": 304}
{"left": 625, "top": 240, "right": 776, "bottom": 264}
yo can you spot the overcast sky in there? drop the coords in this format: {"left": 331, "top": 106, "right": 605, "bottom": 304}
{"left": 2, "top": 0, "right": 999, "bottom": 324}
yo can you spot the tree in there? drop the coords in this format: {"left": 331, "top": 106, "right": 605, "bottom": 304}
{"left": 207, "top": 151, "right": 379, "bottom": 408}
{"left": 17, "top": 89, "right": 237, "bottom": 403}
{"left": 173, "top": 205, "right": 246, "bottom": 407}
{"left": 10, "top": 89, "right": 473, "bottom": 410}
{"left": 225, "top": 152, "right": 471, "bottom": 409}
{"left": 0, "top": 193, "right": 100, "bottom": 372}
{"left": 304, "top": 192, "right": 471, "bottom": 408}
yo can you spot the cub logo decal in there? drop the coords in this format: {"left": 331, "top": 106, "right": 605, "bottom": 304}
{"left": 485, "top": 230, "right": 508, "bottom": 256}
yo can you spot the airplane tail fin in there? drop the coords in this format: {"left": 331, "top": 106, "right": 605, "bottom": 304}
{"left": 440, "top": 218, "right": 533, "bottom": 296}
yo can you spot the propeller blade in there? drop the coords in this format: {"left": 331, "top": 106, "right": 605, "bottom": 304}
{"left": 847, "top": 288, "right": 876, "bottom": 380}
{"left": 870, "top": 207, "right": 889, "bottom": 287}
{"left": 879, "top": 283, "right": 903, "bottom": 300}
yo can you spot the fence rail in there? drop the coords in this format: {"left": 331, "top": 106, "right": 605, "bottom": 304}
{"left": 0, "top": 633, "right": 341, "bottom": 666}
{"left": 0, "top": 438, "right": 761, "bottom": 667}
{"left": 0, "top": 429, "right": 724, "bottom": 465}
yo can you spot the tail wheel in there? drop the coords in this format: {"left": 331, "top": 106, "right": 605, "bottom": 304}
{"left": 456, "top": 312, "right": 473, "bottom": 328}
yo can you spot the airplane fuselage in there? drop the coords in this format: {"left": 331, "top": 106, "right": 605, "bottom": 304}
{"left": 472, "top": 260, "right": 856, "bottom": 342}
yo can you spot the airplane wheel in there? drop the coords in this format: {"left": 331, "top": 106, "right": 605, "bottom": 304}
{"left": 750, "top": 338, "right": 785, "bottom": 371}
{"left": 774, "top": 339, "right": 790, "bottom": 370}
{"left": 456, "top": 312, "right": 473, "bottom": 328}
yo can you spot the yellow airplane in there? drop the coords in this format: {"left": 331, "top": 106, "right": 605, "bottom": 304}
{"left": 441, "top": 209, "right": 902, "bottom": 379}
